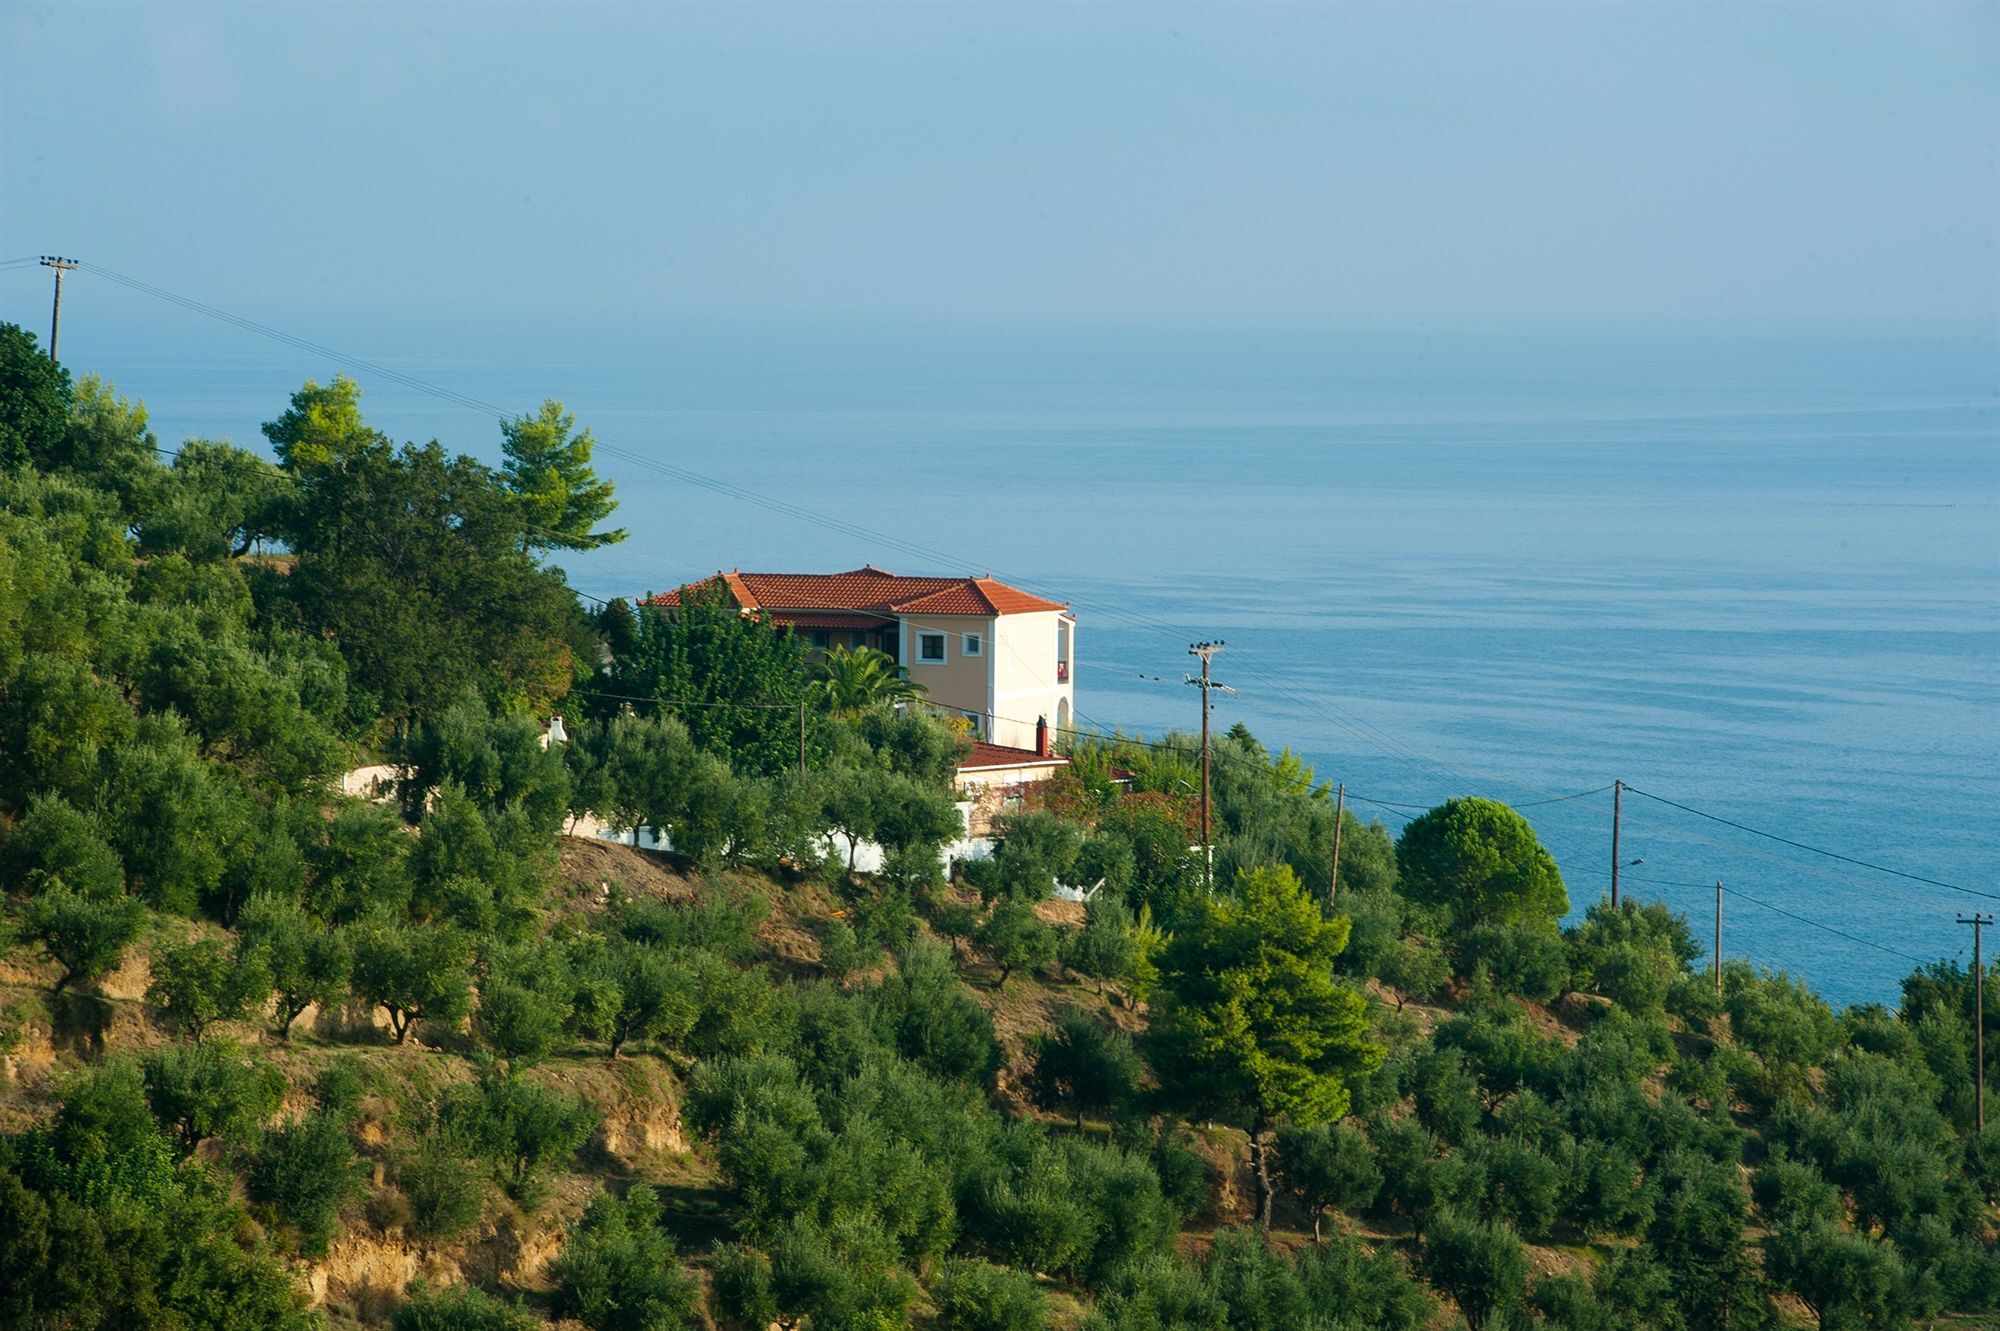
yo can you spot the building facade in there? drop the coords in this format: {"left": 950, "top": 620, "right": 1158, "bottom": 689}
{"left": 643, "top": 566, "right": 1076, "bottom": 752}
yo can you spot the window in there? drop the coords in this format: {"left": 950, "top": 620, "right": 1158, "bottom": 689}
{"left": 963, "top": 632, "right": 982, "bottom": 656}
{"left": 965, "top": 712, "right": 982, "bottom": 735}
{"left": 811, "top": 629, "right": 830, "bottom": 649}
{"left": 918, "top": 632, "right": 946, "bottom": 663}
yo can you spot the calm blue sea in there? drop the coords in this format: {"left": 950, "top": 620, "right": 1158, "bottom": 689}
{"left": 42, "top": 314, "right": 2000, "bottom": 1008}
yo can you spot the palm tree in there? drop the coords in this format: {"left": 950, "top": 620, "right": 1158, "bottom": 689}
{"left": 817, "top": 644, "right": 926, "bottom": 713}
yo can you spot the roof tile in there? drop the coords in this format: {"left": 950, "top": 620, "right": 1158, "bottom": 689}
{"left": 644, "top": 568, "right": 1067, "bottom": 617}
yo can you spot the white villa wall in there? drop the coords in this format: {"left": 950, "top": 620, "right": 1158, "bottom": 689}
{"left": 987, "top": 609, "right": 1074, "bottom": 750}
{"left": 580, "top": 802, "right": 997, "bottom": 872}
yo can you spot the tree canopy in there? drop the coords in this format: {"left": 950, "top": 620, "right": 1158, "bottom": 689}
{"left": 1146, "top": 864, "right": 1382, "bottom": 1227}
{"left": 1395, "top": 796, "right": 1568, "bottom": 930}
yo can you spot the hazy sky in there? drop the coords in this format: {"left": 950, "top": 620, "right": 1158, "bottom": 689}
{"left": 2, "top": 0, "right": 1996, "bottom": 332}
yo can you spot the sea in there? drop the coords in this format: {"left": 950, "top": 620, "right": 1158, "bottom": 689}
{"left": 39, "top": 313, "right": 2000, "bottom": 1009}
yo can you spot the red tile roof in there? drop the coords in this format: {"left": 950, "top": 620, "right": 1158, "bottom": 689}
{"left": 957, "top": 741, "right": 1071, "bottom": 773}
{"left": 645, "top": 567, "right": 1067, "bottom": 617}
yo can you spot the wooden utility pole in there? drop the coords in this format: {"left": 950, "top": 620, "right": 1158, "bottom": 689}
{"left": 38, "top": 256, "right": 78, "bottom": 361}
{"left": 1610, "top": 779, "right": 1623, "bottom": 907}
{"left": 1959, "top": 913, "right": 1993, "bottom": 1130}
{"left": 1714, "top": 880, "right": 1723, "bottom": 997}
{"left": 1186, "top": 641, "right": 1229, "bottom": 888}
{"left": 1329, "top": 783, "right": 1345, "bottom": 908}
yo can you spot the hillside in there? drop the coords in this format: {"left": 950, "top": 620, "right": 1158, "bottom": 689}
{"left": 1, "top": 341, "right": 1997, "bottom": 1331}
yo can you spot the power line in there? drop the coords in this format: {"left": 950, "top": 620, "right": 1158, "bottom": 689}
{"left": 1622, "top": 784, "right": 1997, "bottom": 902}
{"left": 1717, "top": 882, "right": 1928, "bottom": 966}
{"left": 68, "top": 262, "right": 1991, "bottom": 935}
{"left": 73, "top": 259, "right": 1524, "bottom": 795}
{"left": 1622, "top": 870, "right": 1932, "bottom": 967}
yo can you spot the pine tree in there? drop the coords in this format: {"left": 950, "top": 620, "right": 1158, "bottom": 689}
{"left": 1147, "top": 864, "right": 1384, "bottom": 1228}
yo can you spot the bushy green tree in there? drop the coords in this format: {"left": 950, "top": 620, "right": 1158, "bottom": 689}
{"left": 972, "top": 810, "right": 1083, "bottom": 902}
{"left": 306, "top": 798, "right": 413, "bottom": 920}
{"left": 1423, "top": 1209, "right": 1527, "bottom": 1331}
{"left": 1643, "top": 1148, "right": 1762, "bottom": 1331}
{"left": 1723, "top": 961, "right": 1838, "bottom": 1101}
{"left": 397, "top": 689, "right": 572, "bottom": 835}
{"left": 1766, "top": 1221, "right": 1910, "bottom": 1331}
{"left": 0, "top": 1063, "right": 315, "bottom": 1331}
{"left": 1396, "top": 797, "right": 1567, "bottom": 930}
{"left": 475, "top": 953, "right": 575, "bottom": 1065}
{"left": 147, "top": 934, "right": 272, "bottom": 1040}
{"left": 351, "top": 922, "right": 475, "bottom": 1043}
{"left": 872, "top": 936, "right": 1001, "bottom": 1085}
{"left": 399, "top": 1136, "right": 488, "bottom": 1240}
{"left": 0, "top": 652, "right": 136, "bottom": 814}
{"left": 929, "top": 1257, "right": 1047, "bottom": 1331}
{"left": 1029, "top": 1005, "right": 1141, "bottom": 1126}
{"left": 498, "top": 398, "right": 624, "bottom": 552}
{"left": 1567, "top": 898, "right": 1700, "bottom": 1012}
{"left": 1275, "top": 1119, "right": 1381, "bottom": 1241}
{"left": 266, "top": 375, "right": 583, "bottom": 726}
{"left": 977, "top": 897, "right": 1059, "bottom": 988}
{"left": 549, "top": 1185, "right": 699, "bottom": 1331}
{"left": 712, "top": 1215, "right": 919, "bottom": 1331}
{"left": 236, "top": 893, "right": 351, "bottom": 1037}
{"left": 568, "top": 937, "right": 699, "bottom": 1057}
{"left": 102, "top": 717, "right": 251, "bottom": 916}
{"left": 1455, "top": 922, "right": 1568, "bottom": 1000}
{"left": 440, "top": 1068, "right": 597, "bottom": 1200}
{"left": 0, "top": 321, "right": 71, "bottom": 469}
{"left": 608, "top": 587, "right": 824, "bottom": 778}
{"left": 248, "top": 1110, "right": 362, "bottom": 1255}
{"left": 1147, "top": 864, "right": 1383, "bottom": 1227}
{"left": 1065, "top": 891, "right": 1138, "bottom": 993}
{"left": 140, "top": 1038, "right": 284, "bottom": 1155}
{"left": 23, "top": 884, "right": 144, "bottom": 992}
{"left": 1, "top": 794, "right": 124, "bottom": 899}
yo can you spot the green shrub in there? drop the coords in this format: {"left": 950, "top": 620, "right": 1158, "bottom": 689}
{"left": 1422, "top": 1209, "right": 1527, "bottom": 1331}
{"left": 873, "top": 936, "right": 1000, "bottom": 1085}
{"left": 1027, "top": 1006, "right": 1140, "bottom": 1127}
{"left": 1455, "top": 923, "right": 1567, "bottom": 1003}
{"left": 24, "top": 885, "right": 144, "bottom": 992}
{"left": 549, "top": 1185, "right": 699, "bottom": 1331}
{"left": 1275, "top": 1119, "right": 1381, "bottom": 1241}
{"left": 147, "top": 934, "right": 272, "bottom": 1039}
{"left": 391, "top": 1284, "right": 539, "bottom": 1331}
{"left": 248, "top": 1111, "right": 362, "bottom": 1255}
{"left": 140, "top": 1038, "right": 283, "bottom": 1155}
{"left": 930, "top": 1257, "right": 1047, "bottom": 1331}
{"left": 440, "top": 1068, "right": 597, "bottom": 1202}
{"left": 399, "top": 1137, "right": 487, "bottom": 1240}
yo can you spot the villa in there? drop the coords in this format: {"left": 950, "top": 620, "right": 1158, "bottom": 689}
{"left": 644, "top": 566, "right": 1076, "bottom": 751}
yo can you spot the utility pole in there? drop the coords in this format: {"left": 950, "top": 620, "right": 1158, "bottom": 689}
{"left": 798, "top": 699, "right": 807, "bottom": 775}
{"left": 38, "top": 256, "right": 78, "bottom": 361}
{"left": 1186, "top": 641, "right": 1229, "bottom": 889}
{"left": 1329, "top": 782, "right": 1345, "bottom": 908}
{"left": 1714, "top": 880, "right": 1724, "bottom": 997}
{"left": 1958, "top": 913, "right": 1993, "bottom": 1130}
{"left": 1610, "top": 780, "right": 1623, "bottom": 907}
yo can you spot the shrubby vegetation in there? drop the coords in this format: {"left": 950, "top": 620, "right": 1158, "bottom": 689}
{"left": 0, "top": 324, "right": 1994, "bottom": 1330}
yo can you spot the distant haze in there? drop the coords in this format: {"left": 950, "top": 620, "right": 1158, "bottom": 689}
{"left": 3, "top": 0, "right": 1996, "bottom": 334}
